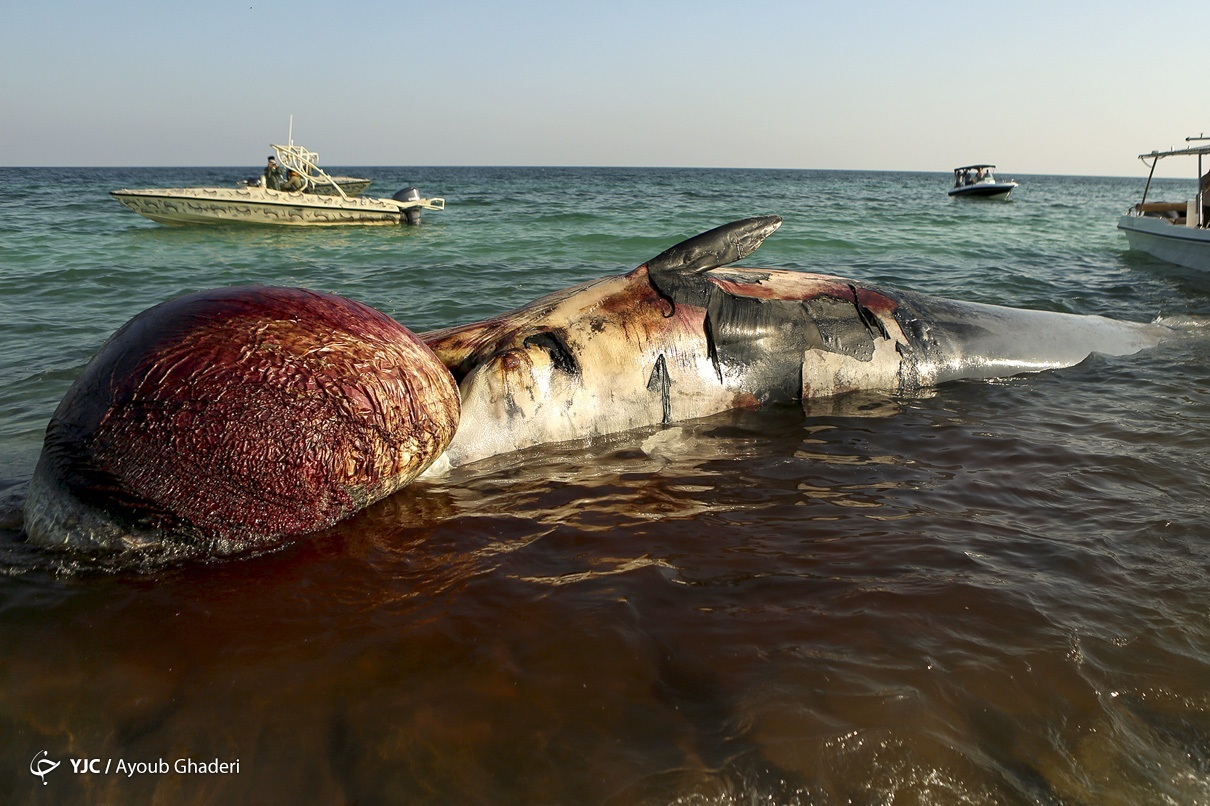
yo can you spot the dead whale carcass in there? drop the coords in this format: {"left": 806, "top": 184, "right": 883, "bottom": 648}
{"left": 23, "top": 217, "right": 1172, "bottom": 551}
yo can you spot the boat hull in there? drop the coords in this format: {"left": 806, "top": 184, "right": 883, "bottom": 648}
{"left": 948, "top": 182, "right": 1017, "bottom": 198}
{"left": 1118, "top": 213, "right": 1210, "bottom": 271}
{"left": 110, "top": 186, "right": 439, "bottom": 227}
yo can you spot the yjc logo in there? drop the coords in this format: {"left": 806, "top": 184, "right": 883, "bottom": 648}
{"left": 29, "top": 751, "right": 60, "bottom": 785}
{"left": 70, "top": 758, "right": 104, "bottom": 773}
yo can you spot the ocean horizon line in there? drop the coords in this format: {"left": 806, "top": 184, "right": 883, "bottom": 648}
{"left": 0, "top": 164, "right": 1153, "bottom": 181}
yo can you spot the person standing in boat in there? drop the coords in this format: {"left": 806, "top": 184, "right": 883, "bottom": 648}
{"left": 263, "top": 156, "right": 284, "bottom": 190}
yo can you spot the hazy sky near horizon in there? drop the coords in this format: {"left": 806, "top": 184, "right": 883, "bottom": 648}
{"left": 2, "top": 0, "right": 1204, "bottom": 177}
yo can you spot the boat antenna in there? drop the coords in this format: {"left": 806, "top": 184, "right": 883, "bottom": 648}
{"left": 288, "top": 114, "right": 294, "bottom": 147}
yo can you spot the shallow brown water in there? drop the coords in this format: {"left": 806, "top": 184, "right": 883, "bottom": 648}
{"left": 4, "top": 347, "right": 1210, "bottom": 804}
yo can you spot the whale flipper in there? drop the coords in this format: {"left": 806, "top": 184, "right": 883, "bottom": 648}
{"left": 646, "top": 216, "right": 782, "bottom": 274}
{"left": 645, "top": 216, "right": 782, "bottom": 305}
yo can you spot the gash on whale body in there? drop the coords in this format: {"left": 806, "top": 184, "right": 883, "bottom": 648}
{"left": 23, "top": 217, "right": 1174, "bottom": 553}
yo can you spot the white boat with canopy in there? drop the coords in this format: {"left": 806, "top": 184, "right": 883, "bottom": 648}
{"left": 111, "top": 183, "right": 444, "bottom": 227}
{"left": 1117, "top": 135, "right": 1210, "bottom": 271}
{"left": 111, "top": 123, "right": 443, "bottom": 227}
{"left": 948, "top": 164, "right": 1019, "bottom": 198}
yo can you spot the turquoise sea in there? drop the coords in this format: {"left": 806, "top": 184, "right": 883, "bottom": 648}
{"left": 1, "top": 166, "right": 1209, "bottom": 803}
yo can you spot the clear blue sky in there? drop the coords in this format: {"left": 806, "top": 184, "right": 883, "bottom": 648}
{"left": 1, "top": 0, "right": 1204, "bottom": 177}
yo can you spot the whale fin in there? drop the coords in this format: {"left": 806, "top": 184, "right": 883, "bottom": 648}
{"left": 645, "top": 216, "right": 782, "bottom": 308}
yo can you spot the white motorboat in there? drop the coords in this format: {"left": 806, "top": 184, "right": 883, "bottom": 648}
{"left": 948, "top": 164, "right": 1019, "bottom": 198}
{"left": 110, "top": 184, "right": 444, "bottom": 227}
{"left": 1117, "top": 136, "right": 1210, "bottom": 271}
{"left": 111, "top": 130, "right": 443, "bottom": 227}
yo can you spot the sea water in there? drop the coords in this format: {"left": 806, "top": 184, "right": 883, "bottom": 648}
{"left": 1, "top": 166, "right": 1209, "bottom": 803}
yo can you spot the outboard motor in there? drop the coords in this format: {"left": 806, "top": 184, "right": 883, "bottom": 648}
{"left": 392, "top": 187, "right": 423, "bottom": 226}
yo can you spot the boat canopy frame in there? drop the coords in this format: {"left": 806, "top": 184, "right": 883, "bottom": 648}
{"left": 271, "top": 142, "right": 350, "bottom": 201}
{"left": 1134, "top": 136, "right": 1210, "bottom": 226}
